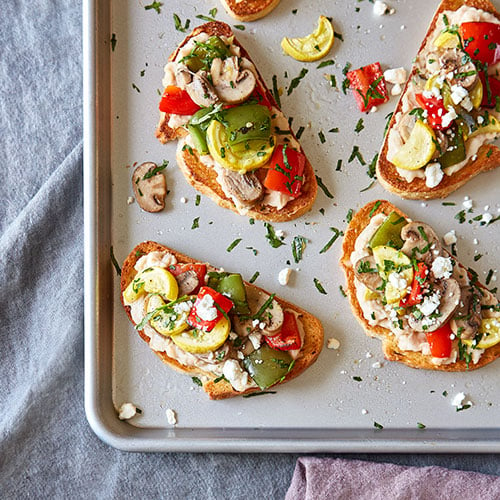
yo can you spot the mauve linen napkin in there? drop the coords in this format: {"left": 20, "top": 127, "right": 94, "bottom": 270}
{"left": 286, "top": 457, "right": 500, "bottom": 500}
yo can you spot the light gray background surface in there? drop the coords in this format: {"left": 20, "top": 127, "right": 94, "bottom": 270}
{"left": 2, "top": 0, "right": 500, "bottom": 497}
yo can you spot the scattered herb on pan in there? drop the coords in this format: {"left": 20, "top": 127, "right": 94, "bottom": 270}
{"left": 474, "top": 254, "right": 482, "bottom": 261}
{"left": 249, "top": 271, "right": 260, "bottom": 284}
{"left": 317, "top": 59, "right": 335, "bottom": 69}
{"left": 272, "top": 75, "right": 281, "bottom": 108}
{"left": 315, "top": 175, "right": 334, "bottom": 199}
{"left": 233, "top": 24, "right": 245, "bottom": 31}
{"left": 195, "top": 194, "right": 201, "bottom": 206}
{"left": 383, "top": 111, "right": 394, "bottom": 137}
{"left": 292, "top": 236, "right": 308, "bottom": 263}
{"left": 353, "top": 376, "right": 362, "bottom": 382}
{"left": 264, "top": 222, "right": 285, "bottom": 248}
{"left": 313, "top": 278, "right": 327, "bottom": 295}
{"left": 369, "top": 201, "right": 382, "bottom": 217}
{"left": 442, "top": 391, "right": 448, "bottom": 397}
{"left": 287, "top": 68, "right": 308, "bottom": 96}
{"left": 345, "top": 208, "right": 354, "bottom": 223}
{"left": 339, "top": 285, "right": 347, "bottom": 297}
{"left": 336, "top": 159, "right": 342, "bottom": 171}
{"left": 192, "top": 377, "right": 202, "bottom": 387}
{"left": 226, "top": 238, "right": 242, "bottom": 252}
{"left": 110, "top": 33, "right": 117, "bottom": 51}
{"left": 173, "top": 13, "right": 191, "bottom": 33}
{"left": 456, "top": 404, "right": 472, "bottom": 412}
{"left": 486, "top": 269, "right": 494, "bottom": 285}
{"left": 132, "top": 83, "right": 140, "bottom": 93}
{"left": 341, "top": 62, "right": 352, "bottom": 94}
{"left": 213, "top": 374, "right": 228, "bottom": 384}
{"left": 348, "top": 145, "right": 366, "bottom": 165}
{"left": 367, "top": 153, "right": 378, "bottom": 178}
{"left": 360, "top": 181, "right": 375, "bottom": 192}
{"left": 145, "top": 1, "right": 163, "bottom": 13}
{"left": 334, "top": 32, "right": 344, "bottom": 42}
{"left": 246, "top": 246, "right": 258, "bottom": 256}
{"left": 417, "top": 422, "right": 426, "bottom": 429}
{"left": 374, "top": 421, "right": 384, "bottom": 430}
{"left": 249, "top": 218, "right": 255, "bottom": 225}
{"left": 243, "top": 391, "right": 277, "bottom": 398}
{"left": 442, "top": 202, "right": 456, "bottom": 206}
{"left": 196, "top": 14, "right": 217, "bottom": 22}
{"left": 319, "top": 227, "right": 342, "bottom": 254}
{"left": 355, "top": 118, "right": 364, "bottom": 133}
{"left": 209, "top": 7, "right": 217, "bottom": 17}
{"left": 296, "top": 126, "right": 305, "bottom": 139}
{"left": 191, "top": 217, "right": 200, "bottom": 230}
{"left": 455, "top": 210, "right": 466, "bottom": 224}
{"left": 110, "top": 246, "right": 121, "bottom": 276}
{"left": 182, "top": 143, "right": 193, "bottom": 155}
{"left": 327, "top": 75, "right": 337, "bottom": 88}
{"left": 319, "top": 208, "right": 325, "bottom": 216}
{"left": 318, "top": 130, "right": 326, "bottom": 143}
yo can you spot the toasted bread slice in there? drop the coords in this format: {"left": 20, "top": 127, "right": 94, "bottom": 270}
{"left": 377, "top": 0, "right": 500, "bottom": 200}
{"left": 120, "top": 241, "right": 324, "bottom": 399}
{"left": 219, "top": 0, "right": 281, "bottom": 21}
{"left": 340, "top": 200, "right": 500, "bottom": 371}
{"left": 155, "top": 21, "right": 317, "bottom": 222}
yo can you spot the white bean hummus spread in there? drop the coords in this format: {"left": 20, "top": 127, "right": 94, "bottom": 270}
{"left": 351, "top": 211, "right": 500, "bottom": 366}
{"left": 387, "top": 6, "right": 500, "bottom": 186}
{"left": 123, "top": 250, "right": 305, "bottom": 392}
{"left": 162, "top": 31, "right": 305, "bottom": 214}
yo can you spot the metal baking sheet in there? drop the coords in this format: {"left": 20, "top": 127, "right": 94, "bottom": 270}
{"left": 84, "top": 0, "right": 500, "bottom": 452}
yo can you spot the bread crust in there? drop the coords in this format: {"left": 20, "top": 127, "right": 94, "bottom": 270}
{"left": 120, "top": 241, "right": 324, "bottom": 399}
{"left": 155, "top": 21, "right": 317, "bottom": 222}
{"left": 376, "top": 0, "right": 500, "bottom": 200}
{"left": 219, "top": 0, "right": 281, "bottom": 21}
{"left": 340, "top": 200, "right": 500, "bottom": 371}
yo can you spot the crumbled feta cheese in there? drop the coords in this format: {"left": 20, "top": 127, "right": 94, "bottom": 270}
{"left": 461, "top": 96, "right": 473, "bottom": 112}
{"left": 441, "top": 107, "right": 457, "bottom": 128}
{"left": 118, "top": 403, "right": 137, "bottom": 420}
{"left": 365, "top": 352, "right": 373, "bottom": 359}
{"left": 248, "top": 333, "right": 262, "bottom": 350}
{"left": 388, "top": 272, "right": 407, "bottom": 290}
{"left": 384, "top": 67, "right": 407, "bottom": 85}
{"left": 417, "top": 292, "right": 441, "bottom": 316}
{"left": 166, "top": 408, "right": 177, "bottom": 425}
{"left": 372, "top": 361, "right": 382, "bottom": 369}
{"left": 327, "top": 337, "right": 341, "bottom": 350}
{"left": 450, "top": 85, "right": 469, "bottom": 105}
{"left": 259, "top": 321, "right": 266, "bottom": 330}
{"left": 127, "top": 196, "right": 135, "bottom": 205}
{"left": 195, "top": 294, "right": 218, "bottom": 321}
{"left": 482, "top": 212, "right": 493, "bottom": 224}
{"left": 278, "top": 268, "right": 292, "bottom": 286}
{"left": 425, "top": 162, "right": 444, "bottom": 188}
{"left": 361, "top": 409, "right": 368, "bottom": 415}
{"left": 252, "top": 319, "right": 260, "bottom": 328}
{"left": 463, "top": 199, "right": 473, "bottom": 209}
{"left": 391, "top": 84, "right": 402, "bottom": 96}
{"left": 431, "top": 256, "right": 453, "bottom": 280}
{"left": 370, "top": 106, "right": 378, "bottom": 113}
{"left": 174, "top": 300, "right": 192, "bottom": 314}
{"left": 443, "top": 230, "right": 457, "bottom": 246}
{"left": 473, "top": 238, "right": 479, "bottom": 245}
{"left": 223, "top": 359, "right": 250, "bottom": 392}
{"left": 373, "top": 1, "right": 389, "bottom": 16}
{"left": 180, "top": 197, "right": 187, "bottom": 203}
{"left": 451, "top": 392, "right": 465, "bottom": 407}
{"left": 477, "top": 115, "right": 485, "bottom": 125}
{"left": 275, "top": 229, "right": 285, "bottom": 238}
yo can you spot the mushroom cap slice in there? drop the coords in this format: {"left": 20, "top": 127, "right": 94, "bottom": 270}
{"left": 450, "top": 285, "right": 482, "bottom": 340}
{"left": 176, "top": 270, "right": 199, "bottom": 296}
{"left": 439, "top": 49, "right": 478, "bottom": 89}
{"left": 408, "top": 278, "right": 460, "bottom": 332}
{"left": 132, "top": 162, "right": 167, "bottom": 213}
{"left": 211, "top": 56, "right": 256, "bottom": 105}
{"left": 401, "top": 221, "right": 442, "bottom": 264}
{"left": 354, "top": 255, "right": 383, "bottom": 292}
{"left": 185, "top": 71, "right": 219, "bottom": 107}
{"left": 217, "top": 168, "right": 263, "bottom": 207}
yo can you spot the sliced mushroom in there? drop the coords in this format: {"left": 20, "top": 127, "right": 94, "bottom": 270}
{"left": 185, "top": 71, "right": 219, "bottom": 107}
{"left": 175, "top": 65, "right": 193, "bottom": 89}
{"left": 132, "top": 162, "right": 167, "bottom": 213}
{"left": 232, "top": 287, "right": 284, "bottom": 337}
{"left": 408, "top": 278, "right": 461, "bottom": 332}
{"left": 401, "top": 222, "right": 442, "bottom": 264}
{"left": 450, "top": 286, "right": 482, "bottom": 339}
{"left": 439, "top": 49, "right": 478, "bottom": 89}
{"left": 176, "top": 270, "right": 199, "bottom": 296}
{"left": 398, "top": 111, "right": 417, "bottom": 143}
{"left": 210, "top": 56, "right": 256, "bottom": 105}
{"left": 354, "top": 255, "right": 383, "bottom": 292}
{"left": 218, "top": 169, "right": 263, "bottom": 208}
{"left": 431, "top": 130, "right": 449, "bottom": 159}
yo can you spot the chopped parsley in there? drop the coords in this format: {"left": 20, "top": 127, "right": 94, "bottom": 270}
{"left": 353, "top": 376, "right": 362, "bottom": 382}
{"left": 110, "top": 33, "right": 117, "bottom": 51}
{"left": 296, "top": 126, "right": 305, "bottom": 139}
{"left": 315, "top": 175, "right": 334, "bottom": 199}
{"left": 249, "top": 271, "right": 260, "bottom": 284}
{"left": 339, "top": 285, "right": 347, "bottom": 297}
{"left": 417, "top": 422, "right": 426, "bottom": 429}
{"left": 264, "top": 222, "right": 285, "bottom": 248}
{"left": 383, "top": 111, "right": 394, "bottom": 137}
{"left": 355, "top": 118, "right": 364, "bottom": 133}
{"left": 233, "top": 24, "right": 245, "bottom": 31}
{"left": 313, "top": 278, "right": 327, "bottom": 295}
{"left": 196, "top": 14, "right": 217, "bottom": 22}
{"left": 369, "top": 201, "right": 382, "bottom": 217}
{"left": 192, "top": 377, "right": 202, "bottom": 387}
{"left": 318, "top": 130, "right": 326, "bottom": 143}
{"left": 145, "top": 1, "right": 162, "bottom": 13}
{"left": 287, "top": 68, "right": 308, "bottom": 96}
{"left": 336, "top": 159, "right": 343, "bottom": 171}
{"left": 226, "top": 238, "right": 242, "bottom": 252}
{"left": 292, "top": 236, "right": 308, "bottom": 263}
{"left": 348, "top": 145, "right": 366, "bottom": 165}
{"left": 142, "top": 160, "right": 168, "bottom": 180}
{"left": 373, "top": 421, "right": 384, "bottom": 430}
{"left": 110, "top": 246, "right": 121, "bottom": 276}
{"left": 317, "top": 59, "right": 335, "bottom": 69}
{"left": 132, "top": 83, "right": 140, "bottom": 93}
{"left": 191, "top": 217, "right": 200, "bottom": 230}
{"left": 320, "top": 228, "right": 342, "bottom": 254}
{"left": 173, "top": 13, "right": 191, "bottom": 32}
{"left": 272, "top": 74, "right": 281, "bottom": 108}
{"left": 195, "top": 194, "right": 201, "bottom": 206}
{"left": 243, "top": 391, "right": 277, "bottom": 398}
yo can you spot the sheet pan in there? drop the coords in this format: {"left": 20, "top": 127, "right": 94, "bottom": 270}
{"left": 84, "top": 0, "right": 500, "bottom": 451}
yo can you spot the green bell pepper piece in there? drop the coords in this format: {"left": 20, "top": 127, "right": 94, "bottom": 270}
{"left": 438, "top": 130, "right": 466, "bottom": 169}
{"left": 368, "top": 211, "right": 408, "bottom": 250}
{"left": 207, "top": 272, "right": 250, "bottom": 315}
{"left": 222, "top": 104, "right": 272, "bottom": 146}
{"left": 243, "top": 345, "right": 293, "bottom": 390}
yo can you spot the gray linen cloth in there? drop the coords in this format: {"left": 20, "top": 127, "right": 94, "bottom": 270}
{"left": 2, "top": 1, "right": 500, "bottom": 498}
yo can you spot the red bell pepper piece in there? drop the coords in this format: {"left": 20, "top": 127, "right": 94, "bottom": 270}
{"left": 265, "top": 311, "right": 302, "bottom": 351}
{"left": 415, "top": 93, "right": 450, "bottom": 130}
{"left": 346, "top": 62, "right": 389, "bottom": 112}
{"left": 159, "top": 85, "right": 201, "bottom": 115}
{"left": 400, "top": 262, "right": 429, "bottom": 308}
{"left": 263, "top": 144, "right": 306, "bottom": 197}
{"left": 478, "top": 70, "right": 500, "bottom": 108}
{"left": 459, "top": 22, "right": 500, "bottom": 65}
{"left": 187, "top": 287, "right": 233, "bottom": 332}
{"left": 168, "top": 263, "right": 207, "bottom": 295}
{"left": 426, "top": 322, "right": 453, "bottom": 358}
